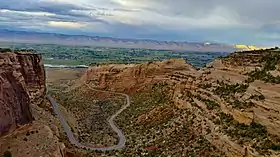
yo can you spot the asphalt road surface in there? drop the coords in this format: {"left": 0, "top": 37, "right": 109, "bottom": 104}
{"left": 47, "top": 84, "right": 130, "bottom": 151}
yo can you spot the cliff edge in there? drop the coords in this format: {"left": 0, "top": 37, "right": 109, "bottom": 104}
{"left": 0, "top": 51, "right": 46, "bottom": 135}
{"left": 0, "top": 50, "right": 64, "bottom": 157}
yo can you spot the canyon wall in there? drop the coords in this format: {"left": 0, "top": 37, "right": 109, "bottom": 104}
{"left": 79, "top": 58, "right": 199, "bottom": 92}
{"left": 78, "top": 49, "right": 280, "bottom": 156}
{"left": 0, "top": 51, "right": 46, "bottom": 136}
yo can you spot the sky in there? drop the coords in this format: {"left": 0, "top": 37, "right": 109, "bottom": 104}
{"left": 0, "top": 0, "right": 280, "bottom": 46}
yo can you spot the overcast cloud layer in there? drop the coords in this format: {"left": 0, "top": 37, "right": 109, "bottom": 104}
{"left": 0, "top": 0, "right": 280, "bottom": 45}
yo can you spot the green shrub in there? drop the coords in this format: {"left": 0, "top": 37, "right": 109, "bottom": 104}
{"left": 3, "top": 151, "right": 12, "bottom": 157}
{"left": 218, "top": 112, "right": 280, "bottom": 154}
{"left": 270, "top": 144, "right": 280, "bottom": 151}
{"left": 219, "top": 113, "right": 233, "bottom": 123}
{"left": 231, "top": 100, "right": 254, "bottom": 109}
{"left": 248, "top": 69, "right": 280, "bottom": 84}
{"left": 214, "top": 82, "right": 249, "bottom": 96}
{"left": 247, "top": 52, "right": 280, "bottom": 84}
{"left": 198, "top": 83, "right": 212, "bottom": 89}
{"left": 205, "top": 100, "right": 220, "bottom": 110}
{"left": 0, "top": 48, "right": 12, "bottom": 53}
{"left": 249, "top": 94, "right": 265, "bottom": 101}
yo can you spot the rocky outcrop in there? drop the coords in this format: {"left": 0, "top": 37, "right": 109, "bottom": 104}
{"left": 0, "top": 50, "right": 66, "bottom": 157}
{"left": 15, "top": 52, "right": 46, "bottom": 107}
{"left": 79, "top": 58, "right": 199, "bottom": 92}
{"left": 0, "top": 51, "right": 46, "bottom": 136}
{"left": 0, "top": 121, "right": 65, "bottom": 157}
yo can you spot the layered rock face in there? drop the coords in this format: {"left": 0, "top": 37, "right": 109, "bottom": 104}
{"left": 77, "top": 49, "right": 280, "bottom": 156}
{"left": 0, "top": 51, "right": 46, "bottom": 136}
{"left": 16, "top": 52, "right": 46, "bottom": 106}
{"left": 79, "top": 58, "right": 199, "bottom": 92}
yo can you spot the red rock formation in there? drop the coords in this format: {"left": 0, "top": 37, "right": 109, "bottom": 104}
{"left": 79, "top": 59, "right": 199, "bottom": 93}
{"left": 15, "top": 52, "right": 46, "bottom": 107}
{"left": 0, "top": 51, "right": 46, "bottom": 136}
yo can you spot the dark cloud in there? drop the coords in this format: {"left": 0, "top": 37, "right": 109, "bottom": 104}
{"left": 0, "top": 0, "right": 85, "bottom": 13}
{"left": 122, "top": 0, "right": 280, "bottom": 30}
{"left": 0, "top": 0, "right": 97, "bottom": 23}
{"left": 0, "top": 0, "right": 280, "bottom": 45}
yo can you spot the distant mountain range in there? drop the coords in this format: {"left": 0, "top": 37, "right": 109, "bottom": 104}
{"left": 0, "top": 29, "right": 263, "bottom": 52}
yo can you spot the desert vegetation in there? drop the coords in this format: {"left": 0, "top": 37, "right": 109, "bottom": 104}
{"left": 214, "top": 81, "right": 249, "bottom": 97}
{"left": 239, "top": 49, "right": 280, "bottom": 83}
{"left": 42, "top": 47, "right": 280, "bottom": 156}
{"left": 113, "top": 82, "right": 224, "bottom": 156}
{"left": 219, "top": 113, "right": 280, "bottom": 155}
{"left": 51, "top": 85, "right": 125, "bottom": 147}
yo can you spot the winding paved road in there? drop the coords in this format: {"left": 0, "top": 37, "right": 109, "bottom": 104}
{"left": 47, "top": 84, "right": 130, "bottom": 151}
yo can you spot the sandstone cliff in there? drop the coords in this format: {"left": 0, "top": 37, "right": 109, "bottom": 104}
{"left": 78, "top": 58, "right": 199, "bottom": 92}
{"left": 0, "top": 50, "right": 64, "bottom": 157}
{"left": 0, "top": 51, "right": 46, "bottom": 135}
